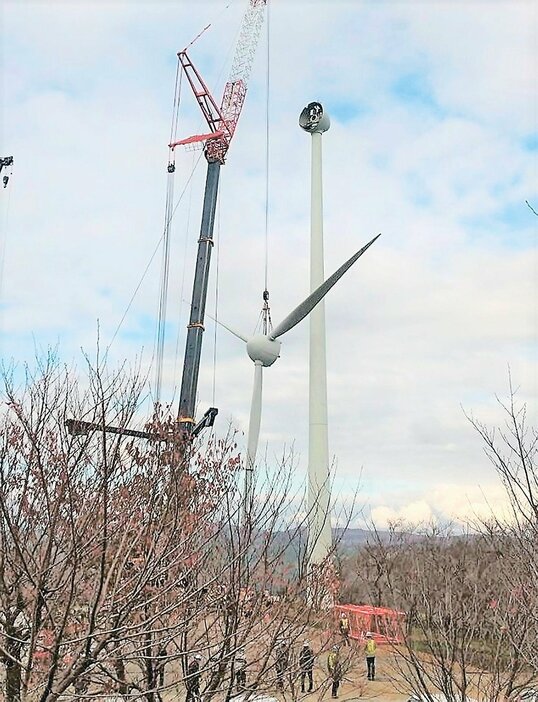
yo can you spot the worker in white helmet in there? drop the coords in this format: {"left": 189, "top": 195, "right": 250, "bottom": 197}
{"left": 299, "top": 640, "right": 315, "bottom": 693}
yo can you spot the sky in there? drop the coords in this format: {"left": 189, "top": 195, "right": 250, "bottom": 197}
{"left": 1, "top": 0, "right": 536, "bottom": 529}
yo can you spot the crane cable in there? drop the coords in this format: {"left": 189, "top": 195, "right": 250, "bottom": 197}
{"left": 263, "top": 0, "right": 271, "bottom": 295}
{"left": 154, "top": 60, "right": 183, "bottom": 404}
{"left": 105, "top": 2, "right": 239, "bottom": 366}
{"left": 211, "top": 183, "right": 222, "bottom": 410}
{"left": 172, "top": 150, "right": 196, "bottom": 392}
{"left": 154, "top": 168, "right": 175, "bottom": 405}
{"left": 0, "top": 168, "right": 14, "bottom": 328}
{"left": 212, "top": 0, "right": 272, "bottom": 403}
{"left": 104, "top": 153, "right": 203, "bottom": 363}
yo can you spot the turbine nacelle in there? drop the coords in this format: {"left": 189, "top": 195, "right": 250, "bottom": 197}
{"left": 246, "top": 335, "right": 281, "bottom": 367}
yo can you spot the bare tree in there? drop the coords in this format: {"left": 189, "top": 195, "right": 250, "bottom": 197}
{"left": 0, "top": 354, "right": 343, "bottom": 702}
{"left": 342, "top": 382, "right": 538, "bottom": 701}
{"left": 467, "top": 382, "right": 538, "bottom": 679}
{"left": 373, "top": 526, "right": 536, "bottom": 701}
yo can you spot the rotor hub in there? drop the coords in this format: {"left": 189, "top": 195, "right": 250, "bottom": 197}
{"left": 247, "top": 335, "right": 281, "bottom": 367}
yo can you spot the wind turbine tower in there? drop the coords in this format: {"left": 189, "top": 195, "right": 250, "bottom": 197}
{"left": 299, "top": 102, "right": 332, "bottom": 568}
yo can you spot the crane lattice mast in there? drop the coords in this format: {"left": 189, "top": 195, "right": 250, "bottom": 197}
{"left": 172, "top": 0, "right": 268, "bottom": 438}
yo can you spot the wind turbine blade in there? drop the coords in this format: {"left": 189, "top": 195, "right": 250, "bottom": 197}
{"left": 203, "top": 309, "right": 249, "bottom": 343}
{"left": 246, "top": 361, "right": 263, "bottom": 470}
{"left": 245, "top": 362, "right": 263, "bottom": 507}
{"left": 270, "top": 233, "right": 381, "bottom": 340}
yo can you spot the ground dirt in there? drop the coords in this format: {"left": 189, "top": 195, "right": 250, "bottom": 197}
{"left": 161, "top": 643, "right": 408, "bottom": 702}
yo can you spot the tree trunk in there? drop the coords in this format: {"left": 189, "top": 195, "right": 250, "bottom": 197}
{"left": 4, "top": 644, "right": 22, "bottom": 702}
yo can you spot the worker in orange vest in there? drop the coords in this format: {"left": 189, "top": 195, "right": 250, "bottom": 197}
{"left": 364, "top": 632, "right": 376, "bottom": 680}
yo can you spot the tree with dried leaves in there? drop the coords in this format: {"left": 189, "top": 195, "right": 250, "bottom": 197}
{"left": 340, "top": 384, "right": 538, "bottom": 701}
{"left": 0, "top": 354, "right": 344, "bottom": 702}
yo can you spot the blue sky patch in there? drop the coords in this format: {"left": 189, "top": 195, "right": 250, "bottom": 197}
{"left": 522, "top": 133, "right": 538, "bottom": 151}
{"left": 462, "top": 201, "right": 537, "bottom": 250}
{"left": 118, "top": 313, "right": 163, "bottom": 343}
{"left": 391, "top": 71, "right": 438, "bottom": 112}
{"left": 331, "top": 101, "right": 367, "bottom": 124}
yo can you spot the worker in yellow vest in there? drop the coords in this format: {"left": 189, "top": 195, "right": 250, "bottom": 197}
{"left": 338, "top": 612, "right": 350, "bottom": 647}
{"left": 364, "top": 632, "right": 376, "bottom": 680}
{"left": 327, "top": 645, "right": 342, "bottom": 698}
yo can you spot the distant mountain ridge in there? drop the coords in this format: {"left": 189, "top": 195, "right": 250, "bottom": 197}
{"left": 333, "top": 527, "right": 387, "bottom": 548}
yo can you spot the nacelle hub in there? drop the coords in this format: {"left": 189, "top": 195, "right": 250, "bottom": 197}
{"left": 247, "top": 335, "right": 281, "bottom": 367}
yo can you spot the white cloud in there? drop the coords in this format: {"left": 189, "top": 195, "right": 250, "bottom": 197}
{"left": 369, "top": 482, "right": 512, "bottom": 529}
{"left": 371, "top": 500, "right": 434, "bottom": 528}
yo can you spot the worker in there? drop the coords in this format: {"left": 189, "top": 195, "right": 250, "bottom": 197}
{"left": 364, "top": 632, "right": 376, "bottom": 681}
{"left": 236, "top": 650, "right": 247, "bottom": 691}
{"left": 185, "top": 653, "right": 202, "bottom": 702}
{"left": 275, "top": 639, "right": 289, "bottom": 690}
{"left": 157, "top": 645, "right": 167, "bottom": 687}
{"left": 73, "top": 675, "right": 90, "bottom": 695}
{"left": 299, "top": 640, "right": 315, "bottom": 693}
{"left": 327, "top": 645, "right": 342, "bottom": 699}
{"left": 338, "top": 612, "right": 350, "bottom": 646}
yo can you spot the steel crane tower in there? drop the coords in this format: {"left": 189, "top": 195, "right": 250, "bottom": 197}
{"left": 171, "top": 0, "right": 268, "bottom": 438}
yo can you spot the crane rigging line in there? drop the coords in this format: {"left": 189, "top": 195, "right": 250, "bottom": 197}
{"left": 212, "top": 184, "right": 222, "bottom": 408}
{"left": 117, "top": 0, "right": 265, "bottom": 415}
{"left": 0, "top": 178, "right": 13, "bottom": 306}
{"left": 173, "top": 151, "right": 196, "bottom": 392}
{"left": 183, "top": 1, "right": 236, "bottom": 52}
{"left": 170, "top": 57, "right": 183, "bottom": 145}
{"left": 104, "top": 149, "right": 204, "bottom": 361}
{"left": 154, "top": 168, "right": 175, "bottom": 404}
{"left": 154, "top": 58, "right": 183, "bottom": 404}
{"left": 263, "top": 0, "right": 271, "bottom": 295}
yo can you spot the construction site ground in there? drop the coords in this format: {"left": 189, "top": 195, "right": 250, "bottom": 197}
{"left": 158, "top": 644, "right": 408, "bottom": 702}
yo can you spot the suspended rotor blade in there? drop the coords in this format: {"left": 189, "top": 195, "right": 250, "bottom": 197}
{"left": 270, "top": 233, "right": 381, "bottom": 340}
{"left": 245, "top": 362, "right": 263, "bottom": 507}
{"left": 246, "top": 362, "right": 263, "bottom": 471}
{"left": 203, "top": 308, "right": 249, "bottom": 343}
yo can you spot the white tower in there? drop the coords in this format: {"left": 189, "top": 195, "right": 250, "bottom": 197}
{"left": 299, "top": 102, "right": 332, "bottom": 567}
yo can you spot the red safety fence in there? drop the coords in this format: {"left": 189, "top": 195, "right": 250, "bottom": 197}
{"left": 335, "top": 604, "right": 405, "bottom": 644}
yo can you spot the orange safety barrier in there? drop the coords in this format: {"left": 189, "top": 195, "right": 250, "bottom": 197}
{"left": 335, "top": 604, "right": 405, "bottom": 644}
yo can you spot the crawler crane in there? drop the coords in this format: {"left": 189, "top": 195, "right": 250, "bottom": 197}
{"left": 67, "top": 1, "right": 268, "bottom": 443}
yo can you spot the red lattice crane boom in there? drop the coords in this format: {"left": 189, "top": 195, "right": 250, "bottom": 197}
{"left": 171, "top": 0, "right": 267, "bottom": 163}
